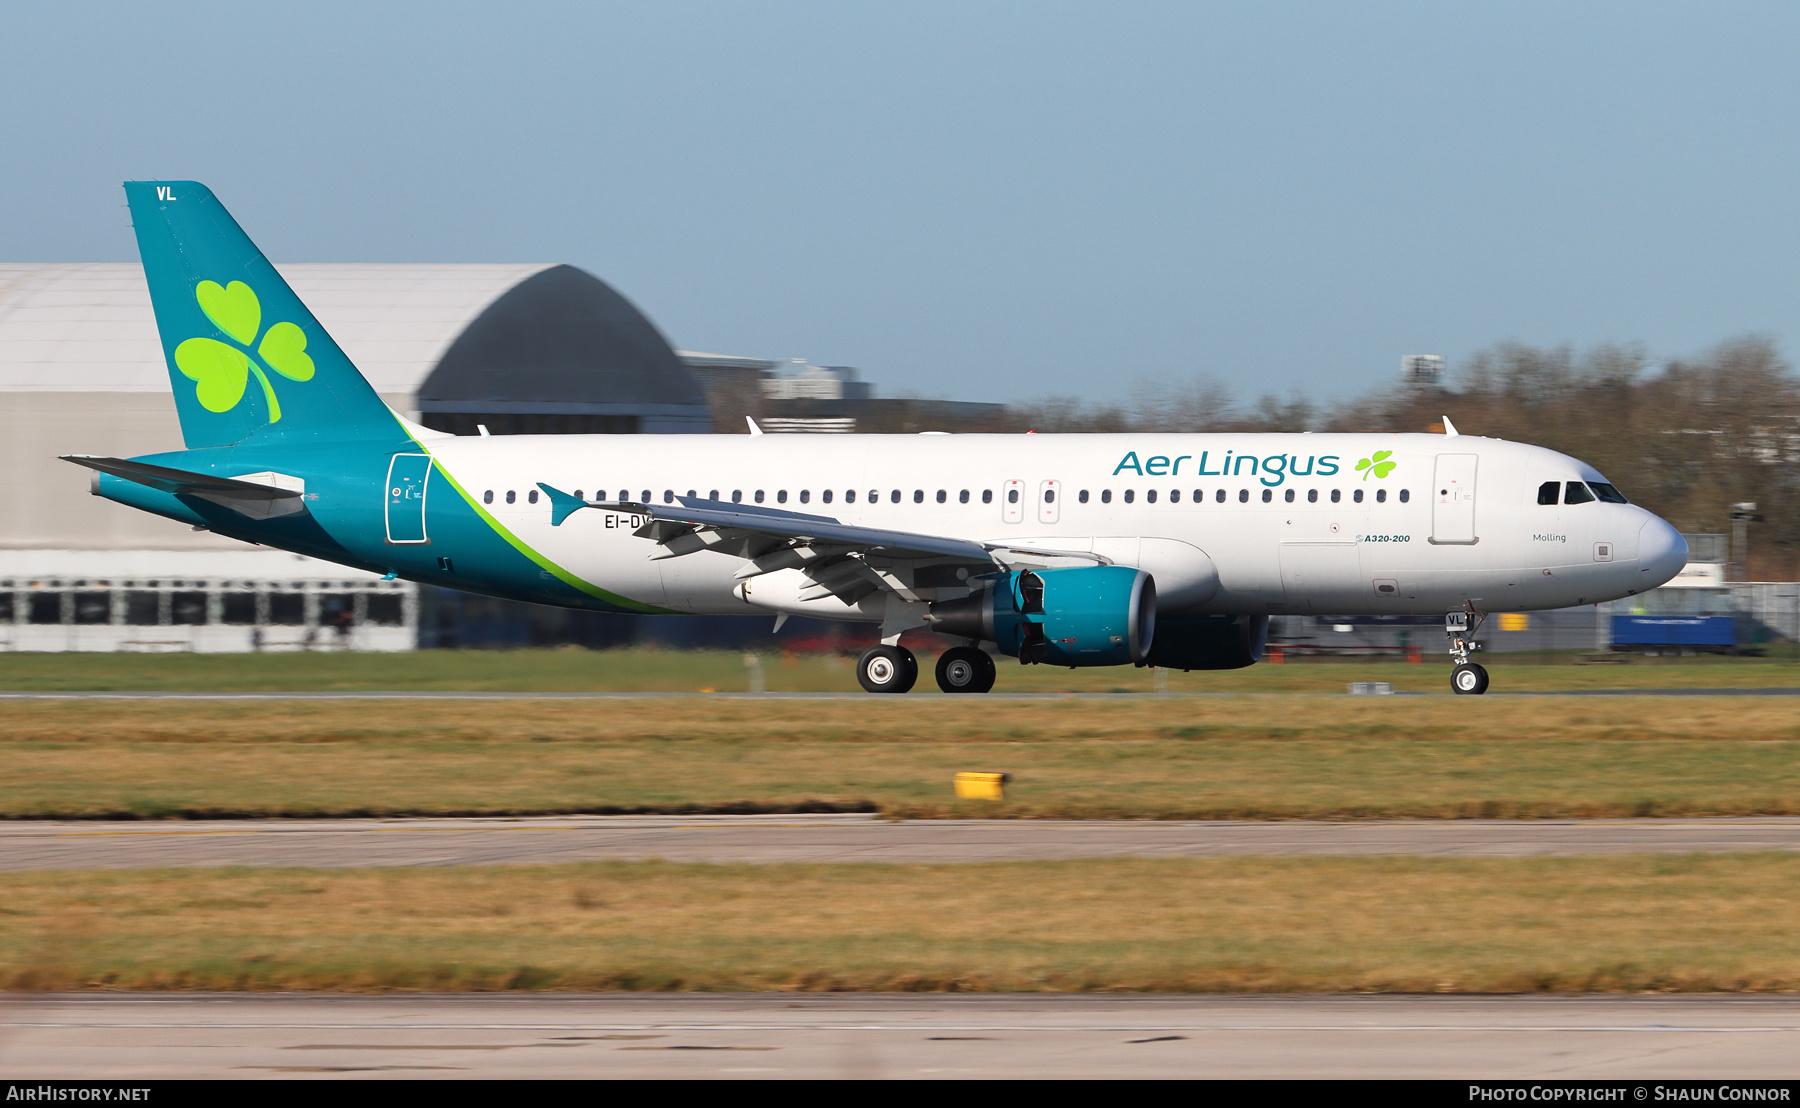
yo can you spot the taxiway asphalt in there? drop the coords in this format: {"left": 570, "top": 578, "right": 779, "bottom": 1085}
{"left": 4, "top": 814, "right": 1800, "bottom": 870}
{"left": 3, "top": 993, "right": 1798, "bottom": 1078}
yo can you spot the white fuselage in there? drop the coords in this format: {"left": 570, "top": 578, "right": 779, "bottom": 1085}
{"left": 425, "top": 431, "right": 1688, "bottom": 619}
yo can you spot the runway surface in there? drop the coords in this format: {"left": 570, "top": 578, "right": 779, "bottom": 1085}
{"left": 2, "top": 687, "right": 1799, "bottom": 699}
{"left": 5, "top": 814, "right": 1800, "bottom": 870}
{"left": 3, "top": 993, "right": 1798, "bottom": 1078}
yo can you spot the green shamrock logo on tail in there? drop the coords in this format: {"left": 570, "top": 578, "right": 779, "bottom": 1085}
{"left": 1355, "top": 450, "right": 1395, "bottom": 480}
{"left": 173, "top": 281, "right": 314, "bottom": 422}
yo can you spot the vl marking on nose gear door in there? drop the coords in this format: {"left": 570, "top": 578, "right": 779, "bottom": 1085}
{"left": 1431, "top": 453, "right": 1478, "bottom": 545}
{"left": 385, "top": 453, "right": 431, "bottom": 544}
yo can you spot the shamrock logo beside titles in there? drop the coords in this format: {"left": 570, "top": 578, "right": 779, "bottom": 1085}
{"left": 1355, "top": 450, "right": 1396, "bottom": 481}
{"left": 173, "top": 280, "right": 315, "bottom": 422}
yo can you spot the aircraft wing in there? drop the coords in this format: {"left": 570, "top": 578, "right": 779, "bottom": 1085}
{"left": 537, "top": 483, "right": 1100, "bottom": 606}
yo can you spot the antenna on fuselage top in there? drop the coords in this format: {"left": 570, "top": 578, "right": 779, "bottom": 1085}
{"left": 746, "top": 416, "right": 764, "bottom": 436}
{"left": 1441, "top": 416, "right": 1460, "bottom": 437}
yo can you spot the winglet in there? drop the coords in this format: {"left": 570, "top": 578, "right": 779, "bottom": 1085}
{"left": 536, "top": 483, "right": 592, "bottom": 526}
{"left": 1441, "top": 416, "right": 1460, "bottom": 437}
{"left": 746, "top": 416, "right": 764, "bottom": 436}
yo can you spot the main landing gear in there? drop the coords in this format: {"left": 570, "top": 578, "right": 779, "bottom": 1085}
{"left": 1447, "top": 611, "right": 1490, "bottom": 695}
{"left": 856, "top": 644, "right": 997, "bottom": 693}
{"left": 856, "top": 644, "right": 919, "bottom": 693}
{"left": 935, "top": 645, "right": 996, "bottom": 694}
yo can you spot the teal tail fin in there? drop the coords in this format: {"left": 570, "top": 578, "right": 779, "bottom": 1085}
{"left": 124, "top": 181, "right": 404, "bottom": 449}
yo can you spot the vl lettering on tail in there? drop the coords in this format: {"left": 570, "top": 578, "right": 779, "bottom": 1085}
{"left": 155, "top": 186, "right": 176, "bottom": 201}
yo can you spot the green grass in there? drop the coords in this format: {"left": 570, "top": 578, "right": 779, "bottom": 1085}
{"left": 7, "top": 855, "right": 1800, "bottom": 992}
{"left": 1, "top": 645, "right": 1798, "bottom": 693}
{"left": 2, "top": 696, "right": 1797, "bottom": 820}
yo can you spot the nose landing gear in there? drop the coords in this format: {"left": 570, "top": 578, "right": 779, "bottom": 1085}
{"left": 1447, "top": 610, "right": 1490, "bottom": 695}
{"left": 857, "top": 644, "right": 919, "bottom": 693}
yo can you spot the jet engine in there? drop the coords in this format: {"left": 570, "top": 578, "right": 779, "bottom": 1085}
{"left": 926, "top": 566, "right": 1155, "bottom": 666}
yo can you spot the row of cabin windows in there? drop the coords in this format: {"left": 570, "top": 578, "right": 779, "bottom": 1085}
{"left": 1078, "top": 487, "right": 1408, "bottom": 505}
{"left": 1538, "top": 480, "right": 1629, "bottom": 506}
{"left": 484, "top": 488, "right": 1001, "bottom": 506}
{"left": 480, "top": 486, "right": 1413, "bottom": 507}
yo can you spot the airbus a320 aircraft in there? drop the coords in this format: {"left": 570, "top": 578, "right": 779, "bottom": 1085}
{"left": 68, "top": 182, "right": 1689, "bottom": 694}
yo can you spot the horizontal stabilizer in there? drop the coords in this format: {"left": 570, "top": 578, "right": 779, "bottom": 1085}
{"left": 62, "top": 455, "right": 308, "bottom": 520}
{"left": 62, "top": 455, "right": 303, "bottom": 498}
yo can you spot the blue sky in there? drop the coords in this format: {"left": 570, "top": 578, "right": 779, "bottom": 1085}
{"left": 5, "top": 1, "right": 1797, "bottom": 407}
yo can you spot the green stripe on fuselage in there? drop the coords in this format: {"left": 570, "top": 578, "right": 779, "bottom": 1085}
{"left": 416, "top": 437, "right": 676, "bottom": 615}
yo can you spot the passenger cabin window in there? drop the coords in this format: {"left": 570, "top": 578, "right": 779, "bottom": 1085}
{"left": 641, "top": 490, "right": 651, "bottom": 503}
{"left": 1398, "top": 489, "right": 1410, "bottom": 503}
{"left": 1144, "top": 489, "right": 1156, "bottom": 503}
{"left": 1307, "top": 489, "right": 1317, "bottom": 503}
{"left": 528, "top": 490, "right": 539, "bottom": 504}
{"left": 1044, "top": 489, "right": 1055, "bottom": 503}
{"left": 1564, "top": 481, "right": 1595, "bottom": 505}
{"left": 777, "top": 490, "right": 787, "bottom": 504}
{"left": 618, "top": 490, "right": 629, "bottom": 503}
{"left": 982, "top": 489, "right": 992, "bottom": 504}
{"left": 574, "top": 490, "right": 583, "bottom": 500}
{"left": 1169, "top": 489, "right": 1180, "bottom": 503}
{"left": 1590, "top": 482, "right": 1629, "bottom": 504}
{"left": 1538, "top": 481, "right": 1560, "bottom": 505}
{"left": 732, "top": 490, "right": 742, "bottom": 503}
{"left": 709, "top": 490, "right": 719, "bottom": 500}
{"left": 1123, "top": 489, "right": 1135, "bottom": 504}
{"left": 755, "top": 490, "right": 765, "bottom": 503}
{"left": 843, "top": 489, "right": 854, "bottom": 503}
{"left": 1216, "top": 489, "right": 1226, "bottom": 503}
{"left": 1193, "top": 489, "right": 1203, "bottom": 502}
{"left": 822, "top": 490, "right": 832, "bottom": 503}
{"left": 936, "top": 490, "right": 947, "bottom": 503}
{"left": 959, "top": 490, "right": 970, "bottom": 503}
{"left": 1330, "top": 489, "right": 1341, "bottom": 503}
{"left": 505, "top": 490, "right": 516, "bottom": 504}
{"left": 799, "top": 490, "right": 809, "bottom": 504}
{"left": 664, "top": 490, "right": 675, "bottom": 503}
{"left": 1008, "top": 489, "right": 1020, "bottom": 504}
{"left": 1353, "top": 489, "right": 1363, "bottom": 503}
{"left": 1284, "top": 489, "right": 1294, "bottom": 503}
{"left": 1376, "top": 489, "right": 1386, "bottom": 503}
{"left": 1101, "top": 490, "right": 1111, "bottom": 504}
{"left": 913, "top": 490, "right": 923, "bottom": 503}
{"left": 1262, "top": 489, "right": 1272, "bottom": 503}
{"left": 890, "top": 490, "right": 900, "bottom": 503}
{"left": 483, "top": 490, "right": 493, "bottom": 504}
{"left": 1238, "top": 489, "right": 1248, "bottom": 503}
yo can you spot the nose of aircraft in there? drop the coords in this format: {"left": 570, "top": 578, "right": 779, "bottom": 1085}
{"left": 1637, "top": 515, "right": 1688, "bottom": 589}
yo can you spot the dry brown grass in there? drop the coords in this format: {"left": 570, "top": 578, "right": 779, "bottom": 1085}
{"left": 3, "top": 697, "right": 1798, "bottom": 820}
{"left": 5, "top": 855, "right": 1799, "bottom": 993}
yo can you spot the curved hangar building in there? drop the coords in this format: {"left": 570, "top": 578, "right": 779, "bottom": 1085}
{"left": 0, "top": 263, "right": 712, "bottom": 652}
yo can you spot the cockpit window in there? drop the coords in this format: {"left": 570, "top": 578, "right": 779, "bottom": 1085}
{"left": 1589, "top": 482, "right": 1628, "bottom": 504}
{"left": 1563, "top": 481, "right": 1596, "bottom": 505}
{"left": 1537, "top": 481, "right": 1559, "bottom": 505}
